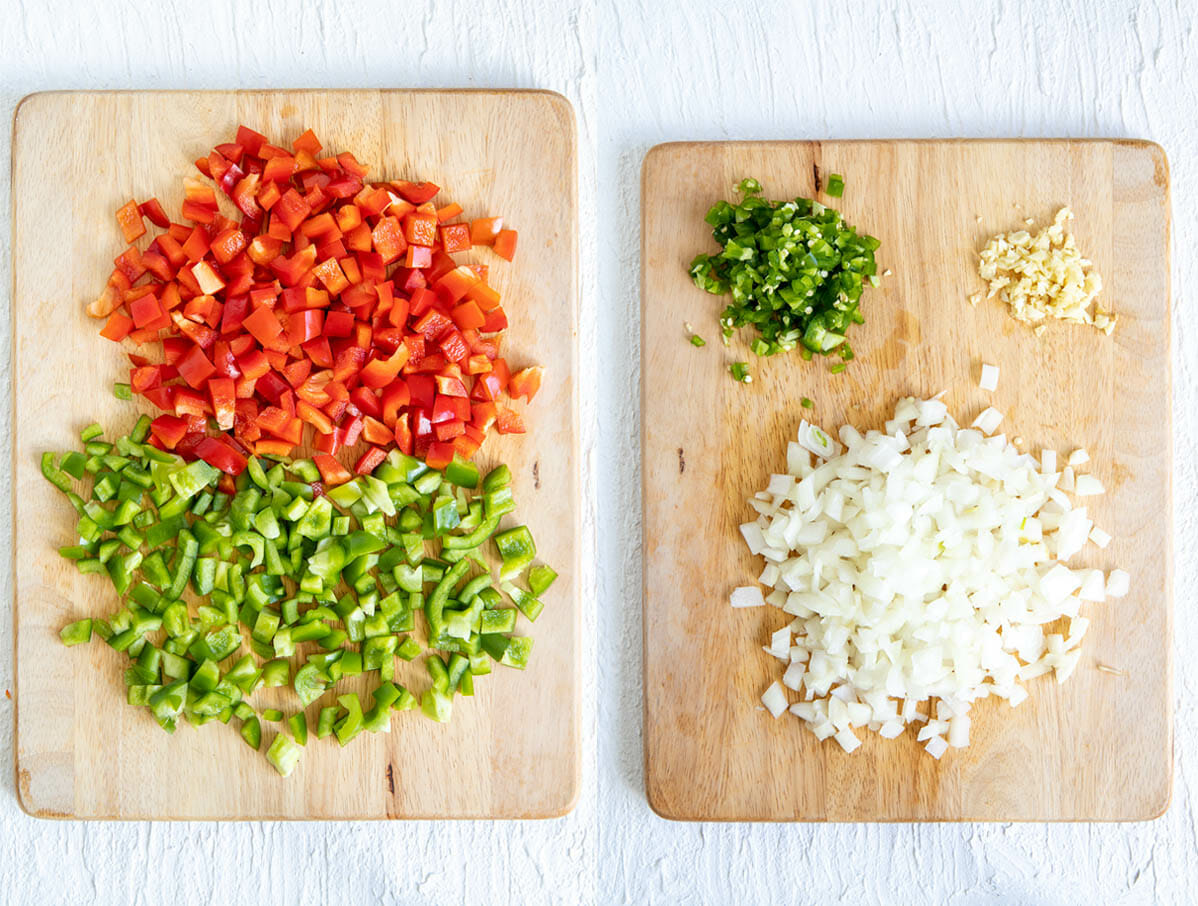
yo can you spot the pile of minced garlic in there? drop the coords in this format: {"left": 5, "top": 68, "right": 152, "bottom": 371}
{"left": 972, "top": 207, "right": 1115, "bottom": 336}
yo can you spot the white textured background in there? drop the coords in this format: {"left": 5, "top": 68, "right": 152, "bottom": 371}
{"left": 2, "top": 1, "right": 1196, "bottom": 904}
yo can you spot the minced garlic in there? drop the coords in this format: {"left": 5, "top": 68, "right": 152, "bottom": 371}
{"left": 976, "top": 207, "right": 1115, "bottom": 335}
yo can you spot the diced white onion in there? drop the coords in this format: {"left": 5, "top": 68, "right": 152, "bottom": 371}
{"left": 1106, "top": 569, "right": 1130, "bottom": 598}
{"left": 971, "top": 406, "right": 1004, "bottom": 435}
{"left": 761, "top": 681, "right": 788, "bottom": 718}
{"left": 730, "top": 586, "right": 765, "bottom": 608}
{"left": 737, "top": 394, "right": 1124, "bottom": 758}
{"left": 978, "top": 363, "right": 1000, "bottom": 391}
{"left": 924, "top": 736, "right": 949, "bottom": 759}
{"left": 1075, "top": 475, "right": 1105, "bottom": 496}
{"left": 1068, "top": 448, "right": 1090, "bottom": 466}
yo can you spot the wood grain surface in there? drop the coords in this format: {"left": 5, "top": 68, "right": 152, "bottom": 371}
{"left": 12, "top": 90, "right": 578, "bottom": 820}
{"left": 641, "top": 140, "right": 1171, "bottom": 821}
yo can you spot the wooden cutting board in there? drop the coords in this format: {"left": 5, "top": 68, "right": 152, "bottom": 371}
{"left": 642, "top": 140, "right": 1172, "bottom": 821}
{"left": 12, "top": 90, "right": 578, "bottom": 820}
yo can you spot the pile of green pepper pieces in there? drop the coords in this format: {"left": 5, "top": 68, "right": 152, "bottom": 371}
{"left": 46, "top": 414, "right": 555, "bottom": 777}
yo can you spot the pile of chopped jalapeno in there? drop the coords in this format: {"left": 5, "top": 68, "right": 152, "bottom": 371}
{"left": 47, "top": 415, "right": 557, "bottom": 777}
{"left": 688, "top": 177, "right": 881, "bottom": 370}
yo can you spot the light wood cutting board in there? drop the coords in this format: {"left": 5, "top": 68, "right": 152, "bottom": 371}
{"left": 642, "top": 140, "right": 1171, "bottom": 821}
{"left": 12, "top": 90, "right": 578, "bottom": 819}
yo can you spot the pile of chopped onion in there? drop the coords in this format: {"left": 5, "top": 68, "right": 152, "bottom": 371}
{"left": 735, "top": 394, "right": 1129, "bottom": 758}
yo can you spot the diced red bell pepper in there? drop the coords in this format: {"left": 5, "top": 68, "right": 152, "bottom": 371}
{"left": 241, "top": 305, "right": 285, "bottom": 347}
{"left": 482, "top": 306, "right": 509, "bottom": 333}
{"left": 208, "top": 377, "right": 236, "bottom": 430}
{"left": 139, "top": 197, "right": 171, "bottom": 229}
{"left": 359, "top": 344, "right": 411, "bottom": 389}
{"left": 394, "top": 181, "right": 439, "bottom": 204}
{"left": 440, "top": 223, "right": 471, "bottom": 254}
{"left": 393, "top": 412, "right": 414, "bottom": 455}
{"left": 425, "top": 442, "right": 455, "bottom": 470}
{"left": 130, "top": 365, "right": 165, "bottom": 393}
{"left": 507, "top": 365, "right": 544, "bottom": 401}
{"left": 297, "top": 399, "right": 334, "bottom": 435}
{"left": 114, "top": 246, "right": 147, "bottom": 283}
{"left": 116, "top": 200, "right": 146, "bottom": 243}
{"left": 332, "top": 345, "right": 368, "bottom": 382}
{"left": 380, "top": 379, "right": 410, "bottom": 426}
{"left": 450, "top": 299, "right": 487, "bottom": 331}
{"left": 255, "top": 371, "right": 291, "bottom": 405}
{"left": 407, "top": 373, "right": 436, "bottom": 409}
{"left": 314, "top": 431, "right": 341, "bottom": 455}
{"left": 495, "top": 406, "right": 526, "bottom": 434}
{"left": 270, "top": 245, "right": 317, "bottom": 286}
{"left": 404, "top": 245, "right": 432, "bottom": 269}
{"left": 194, "top": 436, "right": 248, "bottom": 476}
{"left": 438, "top": 328, "right": 470, "bottom": 364}
{"left": 150, "top": 415, "right": 189, "bottom": 449}
{"left": 174, "top": 387, "right": 209, "bottom": 418}
{"left": 128, "top": 293, "right": 164, "bottom": 329}
{"left": 349, "top": 386, "right": 382, "bottom": 419}
{"left": 493, "top": 229, "right": 518, "bottom": 261}
{"left": 470, "top": 217, "right": 503, "bottom": 246}
{"left": 143, "top": 386, "right": 177, "bottom": 411}
{"left": 312, "top": 257, "right": 349, "bottom": 295}
{"left": 354, "top": 446, "right": 387, "bottom": 475}
{"left": 361, "top": 416, "right": 392, "bottom": 446}
{"left": 177, "top": 344, "right": 216, "bottom": 389}
{"left": 302, "top": 335, "right": 334, "bottom": 368}
{"left": 434, "top": 419, "right": 466, "bottom": 442}
{"left": 313, "top": 453, "right": 352, "bottom": 486}
{"left": 371, "top": 216, "right": 408, "bottom": 264}
{"left": 324, "top": 309, "right": 355, "bottom": 337}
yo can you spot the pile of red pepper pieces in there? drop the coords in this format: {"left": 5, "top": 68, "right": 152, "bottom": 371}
{"left": 89, "top": 125, "right": 543, "bottom": 485}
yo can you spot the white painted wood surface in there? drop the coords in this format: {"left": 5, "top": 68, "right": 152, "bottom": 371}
{"left": 1, "top": 0, "right": 1196, "bottom": 903}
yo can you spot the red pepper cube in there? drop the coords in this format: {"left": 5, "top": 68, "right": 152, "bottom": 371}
{"left": 138, "top": 197, "right": 170, "bottom": 229}
{"left": 113, "top": 245, "right": 147, "bottom": 282}
{"left": 116, "top": 200, "right": 146, "bottom": 243}
{"left": 274, "top": 188, "right": 312, "bottom": 232}
{"left": 404, "top": 245, "right": 432, "bottom": 269}
{"left": 241, "top": 305, "right": 285, "bottom": 347}
{"left": 403, "top": 213, "right": 437, "bottom": 248}
{"left": 394, "top": 181, "right": 440, "bottom": 204}
{"left": 191, "top": 260, "right": 226, "bottom": 295}
{"left": 128, "top": 293, "right": 163, "bottom": 329}
{"left": 312, "top": 257, "right": 350, "bottom": 295}
{"left": 176, "top": 344, "right": 216, "bottom": 389}
{"left": 208, "top": 377, "right": 236, "bottom": 430}
{"left": 371, "top": 216, "right": 407, "bottom": 264}
{"left": 440, "top": 223, "right": 472, "bottom": 254}
{"left": 292, "top": 129, "right": 323, "bottom": 155}
{"left": 181, "top": 226, "right": 211, "bottom": 263}
{"left": 493, "top": 229, "right": 518, "bottom": 261}
{"left": 469, "top": 217, "right": 503, "bottom": 246}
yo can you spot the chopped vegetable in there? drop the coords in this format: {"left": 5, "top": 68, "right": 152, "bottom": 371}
{"left": 266, "top": 733, "right": 301, "bottom": 777}
{"left": 689, "top": 334, "right": 706, "bottom": 348}
{"left": 87, "top": 125, "right": 541, "bottom": 469}
{"left": 729, "top": 362, "right": 751, "bottom": 383}
{"left": 800, "top": 397, "right": 813, "bottom": 409}
{"left": 979, "top": 363, "right": 999, "bottom": 391}
{"left": 736, "top": 391, "right": 1125, "bottom": 757}
{"left": 974, "top": 207, "right": 1115, "bottom": 335}
{"left": 689, "top": 178, "right": 880, "bottom": 370}
{"left": 825, "top": 173, "right": 845, "bottom": 198}
{"left": 47, "top": 417, "right": 556, "bottom": 776}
